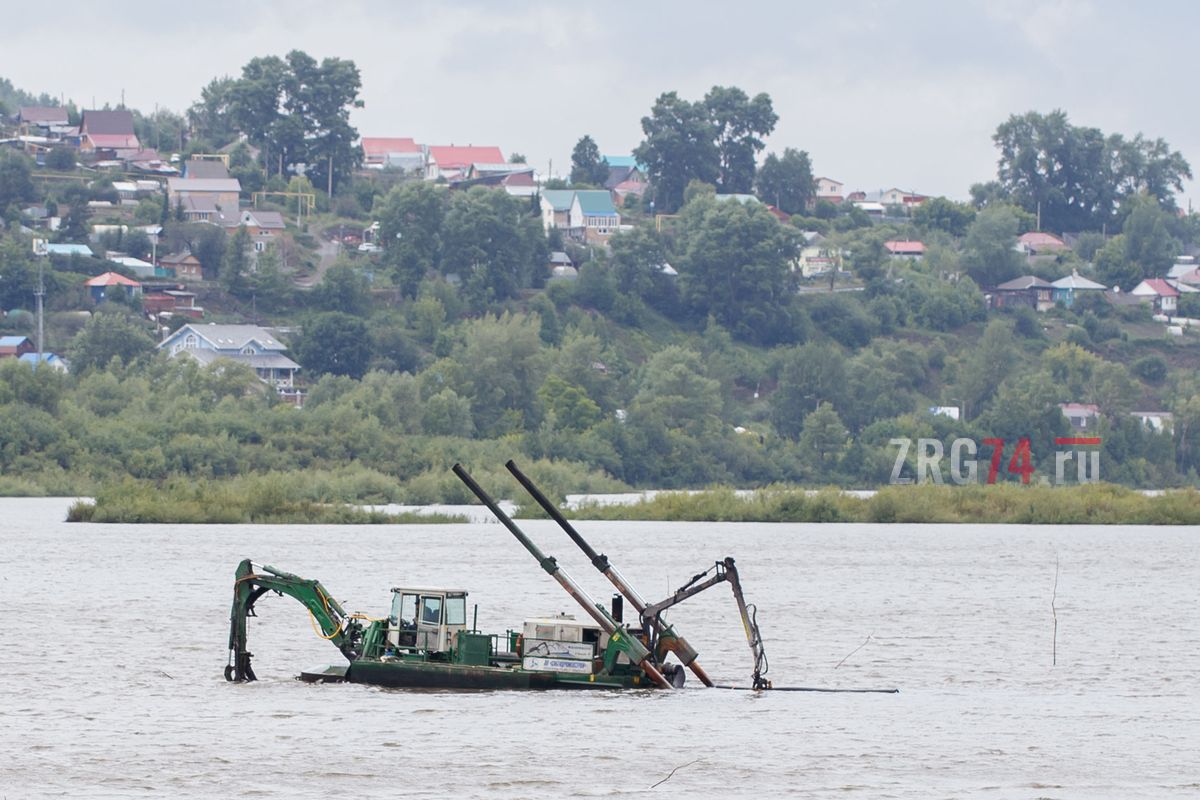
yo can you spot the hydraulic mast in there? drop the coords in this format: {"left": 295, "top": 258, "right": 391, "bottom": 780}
{"left": 504, "top": 459, "right": 715, "bottom": 687}
{"left": 451, "top": 463, "right": 674, "bottom": 690}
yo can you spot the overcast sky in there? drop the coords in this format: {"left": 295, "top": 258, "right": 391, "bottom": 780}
{"left": 5, "top": 0, "right": 1197, "bottom": 204}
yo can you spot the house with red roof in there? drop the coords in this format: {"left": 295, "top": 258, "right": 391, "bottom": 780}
{"left": 425, "top": 145, "right": 505, "bottom": 181}
{"left": 1018, "top": 231, "right": 1069, "bottom": 257}
{"left": 1131, "top": 278, "right": 1181, "bottom": 314}
{"left": 79, "top": 110, "right": 139, "bottom": 155}
{"left": 362, "top": 137, "right": 422, "bottom": 168}
{"left": 85, "top": 271, "right": 142, "bottom": 303}
{"left": 884, "top": 240, "right": 925, "bottom": 260}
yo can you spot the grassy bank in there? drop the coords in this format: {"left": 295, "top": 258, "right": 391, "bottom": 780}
{"left": 564, "top": 483, "right": 1200, "bottom": 525}
{"left": 67, "top": 476, "right": 467, "bottom": 524}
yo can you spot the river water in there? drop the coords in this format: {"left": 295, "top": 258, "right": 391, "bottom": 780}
{"left": 1, "top": 498, "right": 1197, "bottom": 798}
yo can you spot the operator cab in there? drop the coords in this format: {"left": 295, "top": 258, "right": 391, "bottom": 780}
{"left": 388, "top": 587, "right": 468, "bottom": 653}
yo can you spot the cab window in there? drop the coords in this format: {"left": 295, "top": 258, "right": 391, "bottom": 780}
{"left": 445, "top": 596, "right": 466, "bottom": 626}
{"left": 420, "top": 595, "right": 443, "bottom": 625}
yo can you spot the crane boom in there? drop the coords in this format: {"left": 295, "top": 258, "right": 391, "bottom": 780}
{"left": 226, "top": 559, "right": 364, "bottom": 682}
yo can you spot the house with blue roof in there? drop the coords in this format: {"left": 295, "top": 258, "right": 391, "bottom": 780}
{"left": 540, "top": 189, "right": 576, "bottom": 231}
{"left": 18, "top": 352, "right": 69, "bottom": 372}
{"left": 45, "top": 243, "right": 95, "bottom": 258}
{"left": 569, "top": 190, "right": 621, "bottom": 243}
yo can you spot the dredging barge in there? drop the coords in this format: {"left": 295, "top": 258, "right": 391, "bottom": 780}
{"left": 226, "top": 461, "right": 773, "bottom": 691}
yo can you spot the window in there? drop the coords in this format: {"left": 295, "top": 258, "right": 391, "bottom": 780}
{"left": 184, "top": 334, "right": 198, "bottom": 350}
{"left": 255, "top": 241, "right": 265, "bottom": 252}
{"left": 241, "top": 346, "right": 256, "bottom": 355}
{"left": 445, "top": 596, "right": 466, "bottom": 626}
{"left": 420, "top": 595, "right": 443, "bottom": 625}
{"left": 391, "top": 593, "right": 419, "bottom": 625}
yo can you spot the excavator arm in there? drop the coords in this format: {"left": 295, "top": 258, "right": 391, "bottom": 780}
{"left": 225, "top": 559, "right": 365, "bottom": 682}
{"left": 641, "top": 557, "right": 772, "bottom": 690}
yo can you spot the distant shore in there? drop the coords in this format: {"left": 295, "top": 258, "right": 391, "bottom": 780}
{"left": 551, "top": 483, "right": 1200, "bottom": 525}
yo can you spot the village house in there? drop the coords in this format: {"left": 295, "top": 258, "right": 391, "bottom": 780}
{"left": 1018, "top": 231, "right": 1069, "bottom": 256}
{"left": 143, "top": 288, "right": 203, "bottom": 319}
{"left": 158, "top": 323, "right": 300, "bottom": 391}
{"left": 79, "top": 109, "right": 139, "bottom": 156}
{"left": 796, "top": 232, "right": 840, "bottom": 277}
{"left": 84, "top": 271, "right": 142, "bottom": 302}
{"left": 17, "top": 106, "right": 70, "bottom": 137}
{"left": 884, "top": 240, "right": 925, "bottom": 260}
{"left": 880, "top": 188, "right": 928, "bottom": 208}
{"left": 1060, "top": 402, "right": 1100, "bottom": 430}
{"left": 361, "top": 137, "right": 424, "bottom": 171}
{"left": 1131, "top": 278, "right": 1180, "bottom": 314}
{"left": 183, "top": 158, "right": 231, "bottom": 180}
{"left": 1131, "top": 410, "right": 1173, "bottom": 433}
{"left": 0, "top": 336, "right": 36, "bottom": 360}
{"left": 167, "top": 177, "right": 242, "bottom": 214}
{"left": 1050, "top": 270, "right": 1107, "bottom": 307}
{"left": 605, "top": 163, "right": 647, "bottom": 203}
{"left": 540, "top": 189, "right": 575, "bottom": 231}
{"left": 159, "top": 252, "right": 204, "bottom": 281}
{"left": 813, "top": 177, "right": 844, "bottom": 204}
{"left": 991, "top": 275, "right": 1055, "bottom": 311}
{"left": 18, "top": 352, "right": 69, "bottom": 372}
{"left": 425, "top": 145, "right": 504, "bottom": 181}
{"left": 568, "top": 190, "right": 621, "bottom": 243}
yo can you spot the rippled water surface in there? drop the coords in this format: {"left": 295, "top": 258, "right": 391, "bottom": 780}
{"left": 2, "top": 498, "right": 1198, "bottom": 798}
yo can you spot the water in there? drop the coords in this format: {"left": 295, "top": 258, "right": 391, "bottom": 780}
{"left": 2, "top": 498, "right": 1198, "bottom": 798}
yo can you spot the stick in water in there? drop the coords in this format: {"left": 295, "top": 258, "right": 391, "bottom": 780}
{"left": 650, "top": 759, "right": 702, "bottom": 789}
{"left": 1052, "top": 552, "right": 1060, "bottom": 667}
{"left": 835, "top": 633, "right": 873, "bottom": 669}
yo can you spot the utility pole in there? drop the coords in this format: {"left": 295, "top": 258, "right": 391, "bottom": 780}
{"left": 327, "top": 154, "right": 334, "bottom": 198}
{"left": 35, "top": 258, "right": 45, "bottom": 370}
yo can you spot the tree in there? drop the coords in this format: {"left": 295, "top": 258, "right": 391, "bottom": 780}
{"left": 798, "top": 401, "right": 848, "bottom": 472}
{"left": 677, "top": 194, "right": 796, "bottom": 343}
{"left": 376, "top": 181, "right": 445, "bottom": 295}
{"left": 67, "top": 311, "right": 157, "bottom": 372}
{"left": 634, "top": 92, "right": 720, "bottom": 212}
{"left": 634, "top": 86, "right": 777, "bottom": 212}
{"left": 570, "top": 135, "right": 609, "bottom": 186}
{"left": 1122, "top": 197, "right": 1177, "bottom": 280}
{"left": 770, "top": 343, "right": 847, "bottom": 439}
{"left": 912, "top": 196, "right": 976, "bottom": 237}
{"left": 45, "top": 148, "right": 76, "bottom": 171}
{"left": 754, "top": 148, "right": 814, "bottom": 214}
{"left": 441, "top": 187, "right": 545, "bottom": 311}
{"left": 609, "top": 226, "right": 669, "bottom": 299}
{"left": 954, "top": 319, "right": 1020, "bottom": 418}
{"left": 221, "top": 227, "right": 252, "bottom": 296}
{"left": 961, "top": 205, "right": 1023, "bottom": 286}
{"left": 989, "top": 110, "right": 1191, "bottom": 232}
{"left": 0, "top": 151, "right": 35, "bottom": 210}
{"left": 294, "top": 312, "right": 371, "bottom": 378}
{"left": 223, "top": 51, "right": 364, "bottom": 191}
{"left": 704, "top": 86, "right": 777, "bottom": 193}
{"left": 311, "top": 262, "right": 371, "bottom": 315}
{"left": 1093, "top": 235, "right": 1138, "bottom": 290}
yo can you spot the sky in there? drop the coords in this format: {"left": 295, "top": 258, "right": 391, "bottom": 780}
{"left": 4, "top": 0, "right": 1198, "bottom": 205}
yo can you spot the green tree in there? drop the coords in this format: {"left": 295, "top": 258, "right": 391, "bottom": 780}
{"left": 294, "top": 311, "right": 371, "bottom": 378}
{"left": 954, "top": 318, "right": 1020, "bottom": 418}
{"left": 538, "top": 373, "right": 603, "bottom": 431}
{"left": 1093, "top": 235, "right": 1138, "bottom": 289}
{"left": 961, "top": 205, "right": 1023, "bottom": 286}
{"left": 677, "top": 194, "right": 796, "bottom": 343}
{"left": 45, "top": 148, "right": 76, "bottom": 171}
{"left": 441, "top": 187, "right": 545, "bottom": 311}
{"left": 770, "top": 343, "right": 847, "bottom": 439}
{"left": 0, "top": 151, "right": 35, "bottom": 210}
{"left": 221, "top": 227, "right": 252, "bottom": 296}
{"left": 634, "top": 92, "right": 720, "bottom": 212}
{"left": 912, "top": 196, "right": 976, "bottom": 237}
{"left": 311, "top": 262, "right": 371, "bottom": 315}
{"left": 704, "top": 86, "right": 778, "bottom": 194}
{"left": 67, "top": 311, "right": 157, "bottom": 372}
{"left": 754, "top": 148, "right": 814, "bottom": 214}
{"left": 1122, "top": 197, "right": 1177, "bottom": 280}
{"left": 376, "top": 181, "right": 445, "bottom": 295}
{"left": 989, "top": 110, "right": 1190, "bottom": 231}
{"left": 631, "top": 347, "right": 722, "bottom": 434}
{"left": 570, "top": 135, "right": 609, "bottom": 186}
{"left": 454, "top": 313, "right": 546, "bottom": 436}
{"left": 798, "top": 401, "right": 848, "bottom": 472}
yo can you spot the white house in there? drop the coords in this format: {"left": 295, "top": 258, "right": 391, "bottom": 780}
{"left": 815, "top": 177, "right": 843, "bottom": 201}
{"left": 159, "top": 323, "right": 299, "bottom": 390}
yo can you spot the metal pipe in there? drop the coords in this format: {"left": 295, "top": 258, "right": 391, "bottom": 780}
{"left": 504, "top": 459, "right": 716, "bottom": 687}
{"left": 451, "top": 463, "right": 672, "bottom": 689}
